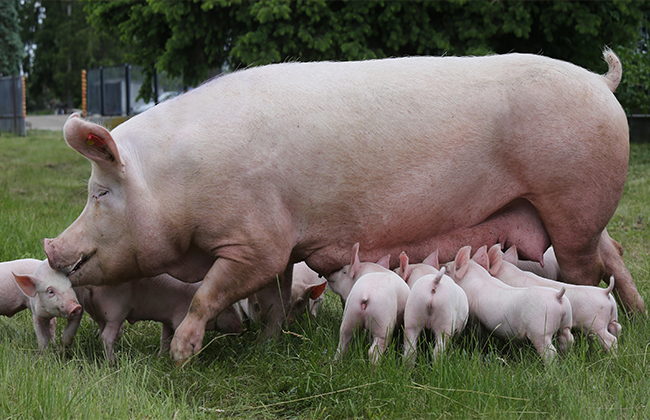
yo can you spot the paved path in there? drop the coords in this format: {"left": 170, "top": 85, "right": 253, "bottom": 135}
{"left": 25, "top": 115, "right": 69, "bottom": 132}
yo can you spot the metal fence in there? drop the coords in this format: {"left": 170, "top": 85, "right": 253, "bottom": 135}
{"left": 87, "top": 65, "right": 184, "bottom": 116}
{"left": 0, "top": 75, "right": 26, "bottom": 136}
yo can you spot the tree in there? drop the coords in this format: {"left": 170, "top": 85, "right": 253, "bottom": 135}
{"left": 0, "top": 0, "right": 23, "bottom": 76}
{"left": 86, "top": 0, "right": 649, "bottom": 110}
{"left": 19, "top": 0, "right": 128, "bottom": 112}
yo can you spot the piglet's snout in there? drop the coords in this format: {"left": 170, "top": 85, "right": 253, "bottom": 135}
{"left": 68, "top": 304, "right": 82, "bottom": 318}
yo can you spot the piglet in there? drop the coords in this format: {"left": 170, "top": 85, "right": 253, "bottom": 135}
{"left": 290, "top": 262, "right": 328, "bottom": 320}
{"left": 488, "top": 244, "right": 621, "bottom": 354}
{"left": 327, "top": 242, "right": 391, "bottom": 308}
{"left": 516, "top": 246, "right": 562, "bottom": 281}
{"left": 328, "top": 244, "right": 409, "bottom": 365}
{"left": 75, "top": 274, "right": 242, "bottom": 361}
{"left": 0, "top": 259, "right": 82, "bottom": 350}
{"left": 235, "top": 262, "right": 328, "bottom": 327}
{"left": 448, "top": 246, "right": 573, "bottom": 364}
{"left": 398, "top": 252, "right": 468, "bottom": 366}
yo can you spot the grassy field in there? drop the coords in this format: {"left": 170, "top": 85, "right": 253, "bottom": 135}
{"left": 1, "top": 129, "right": 650, "bottom": 419}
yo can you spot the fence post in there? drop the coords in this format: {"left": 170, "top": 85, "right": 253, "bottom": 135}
{"left": 81, "top": 69, "right": 87, "bottom": 117}
{"left": 12, "top": 75, "right": 17, "bottom": 134}
{"left": 99, "top": 66, "right": 104, "bottom": 116}
{"left": 153, "top": 65, "right": 159, "bottom": 105}
{"left": 125, "top": 63, "right": 131, "bottom": 115}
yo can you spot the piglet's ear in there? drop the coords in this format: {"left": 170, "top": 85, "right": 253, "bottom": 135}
{"left": 422, "top": 250, "right": 440, "bottom": 270}
{"left": 487, "top": 244, "right": 502, "bottom": 275}
{"left": 376, "top": 254, "right": 391, "bottom": 269}
{"left": 472, "top": 246, "right": 489, "bottom": 270}
{"left": 453, "top": 246, "right": 471, "bottom": 280}
{"left": 398, "top": 252, "right": 411, "bottom": 281}
{"left": 309, "top": 281, "right": 328, "bottom": 300}
{"left": 503, "top": 245, "right": 519, "bottom": 265}
{"left": 13, "top": 273, "right": 37, "bottom": 298}
{"left": 349, "top": 243, "right": 361, "bottom": 278}
{"left": 63, "top": 114, "right": 124, "bottom": 172}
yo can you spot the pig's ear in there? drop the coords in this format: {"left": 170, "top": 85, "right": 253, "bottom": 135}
{"left": 422, "top": 250, "right": 440, "bottom": 270}
{"left": 13, "top": 273, "right": 38, "bottom": 298}
{"left": 398, "top": 252, "right": 411, "bottom": 281}
{"left": 63, "top": 114, "right": 124, "bottom": 172}
{"left": 503, "top": 246, "right": 519, "bottom": 265}
{"left": 349, "top": 243, "right": 361, "bottom": 277}
{"left": 453, "top": 246, "right": 471, "bottom": 279}
{"left": 309, "top": 281, "right": 328, "bottom": 300}
{"left": 487, "top": 245, "right": 502, "bottom": 275}
{"left": 376, "top": 254, "right": 391, "bottom": 269}
{"left": 472, "top": 246, "right": 489, "bottom": 270}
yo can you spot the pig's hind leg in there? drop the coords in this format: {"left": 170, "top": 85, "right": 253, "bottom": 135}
{"left": 598, "top": 229, "right": 645, "bottom": 315}
{"left": 530, "top": 333, "right": 558, "bottom": 364}
{"left": 100, "top": 321, "right": 124, "bottom": 362}
{"left": 368, "top": 311, "right": 396, "bottom": 366}
{"left": 403, "top": 313, "right": 423, "bottom": 367}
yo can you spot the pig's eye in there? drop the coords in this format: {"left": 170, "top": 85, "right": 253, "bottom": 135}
{"left": 46, "top": 287, "right": 55, "bottom": 296}
{"left": 93, "top": 190, "right": 109, "bottom": 200}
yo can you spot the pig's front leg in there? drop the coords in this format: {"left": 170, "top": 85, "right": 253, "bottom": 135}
{"left": 171, "top": 255, "right": 286, "bottom": 364}
{"left": 61, "top": 312, "right": 84, "bottom": 351}
{"left": 159, "top": 323, "right": 174, "bottom": 356}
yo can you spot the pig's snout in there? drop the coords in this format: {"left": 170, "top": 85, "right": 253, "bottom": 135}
{"left": 68, "top": 304, "right": 82, "bottom": 319}
{"left": 43, "top": 238, "right": 63, "bottom": 269}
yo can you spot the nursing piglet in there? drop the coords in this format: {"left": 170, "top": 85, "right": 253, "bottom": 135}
{"left": 328, "top": 244, "right": 409, "bottom": 365}
{"left": 75, "top": 274, "right": 242, "bottom": 361}
{"left": 0, "top": 259, "right": 82, "bottom": 350}
{"left": 327, "top": 243, "right": 391, "bottom": 307}
{"left": 448, "top": 246, "right": 573, "bottom": 364}
{"left": 335, "top": 270, "right": 410, "bottom": 365}
{"left": 488, "top": 244, "right": 620, "bottom": 353}
{"left": 289, "top": 262, "right": 328, "bottom": 320}
{"left": 398, "top": 252, "right": 468, "bottom": 366}
{"left": 516, "top": 246, "right": 562, "bottom": 281}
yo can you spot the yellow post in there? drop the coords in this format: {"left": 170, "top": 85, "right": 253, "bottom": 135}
{"left": 81, "top": 69, "right": 87, "bottom": 117}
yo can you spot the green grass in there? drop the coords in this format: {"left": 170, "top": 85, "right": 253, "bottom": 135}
{"left": 1, "top": 130, "right": 650, "bottom": 419}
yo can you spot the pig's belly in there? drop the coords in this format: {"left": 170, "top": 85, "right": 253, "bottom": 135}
{"left": 430, "top": 198, "right": 551, "bottom": 263}
{"left": 305, "top": 198, "right": 550, "bottom": 274}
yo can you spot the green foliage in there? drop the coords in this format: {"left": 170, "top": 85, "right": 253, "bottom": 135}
{"left": 19, "top": 0, "right": 128, "bottom": 112}
{"left": 85, "top": 0, "right": 650, "bottom": 105}
{"left": 616, "top": 44, "right": 650, "bottom": 115}
{"left": 0, "top": 0, "right": 23, "bottom": 76}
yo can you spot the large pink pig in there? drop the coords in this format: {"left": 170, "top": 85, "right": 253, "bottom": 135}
{"left": 44, "top": 49, "right": 643, "bottom": 363}
{"left": 0, "top": 259, "right": 82, "bottom": 350}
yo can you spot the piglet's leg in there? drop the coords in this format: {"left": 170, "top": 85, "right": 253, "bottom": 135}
{"left": 531, "top": 335, "right": 557, "bottom": 365}
{"left": 255, "top": 264, "right": 293, "bottom": 338}
{"left": 33, "top": 314, "right": 54, "bottom": 350}
{"left": 403, "top": 317, "right": 422, "bottom": 367}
